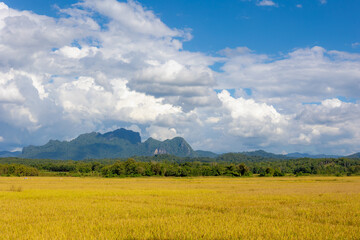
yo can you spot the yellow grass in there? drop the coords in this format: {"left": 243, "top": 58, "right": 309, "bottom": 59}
{"left": 0, "top": 176, "right": 359, "bottom": 239}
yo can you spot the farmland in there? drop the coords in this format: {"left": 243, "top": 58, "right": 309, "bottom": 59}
{"left": 0, "top": 176, "right": 359, "bottom": 239}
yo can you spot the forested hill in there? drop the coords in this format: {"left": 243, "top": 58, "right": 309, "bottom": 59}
{"left": 21, "top": 128, "right": 210, "bottom": 160}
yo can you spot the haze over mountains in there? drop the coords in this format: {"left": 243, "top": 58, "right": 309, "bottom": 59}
{"left": 0, "top": 128, "right": 351, "bottom": 160}
{"left": 0, "top": 151, "right": 22, "bottom": 158}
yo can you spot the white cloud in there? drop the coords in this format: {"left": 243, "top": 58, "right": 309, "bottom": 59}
{"left": 78, "top": 0, "right": 184, "bottom": 38}
{"left": 256, "top": 0, "right": 277, "bottom": 7}
{"left": 214, "top": 46, "right": 360, "bottom": 154}
{"left": 352, "top": 42, "right": 360, "bottom": 48}
{"left": 296, "top": 4, "right": 302, "bottom": 8}
{"left": 146, "top": 125, "right": 179, "bottom": 141}
{"left": 217, "top": 90, "right": 287, "bottom": 138}
{"left": 0, "top": 1, "right": 195, "bottom": 145}
{"left": 127, "top": 125, "right": 142, "bottom": 135}
{"left": 57, "top": 76, "right": 182, "bottom": 124}
{"left": 321, "top": 98, "right": 342, "bottom": 108}
{"left": 0, "top": 136, "right": 3, "bottom": 142}
{"left": 56, "top": 46, "right": 99, "bottom": 59}
{"left": 288, "top": 100, "right": 360, "bottom": 154}
{"left": 0, "top": 71, "right": 25, "bottom": 103}
{"left": 319, "top": 0, "right": 327, "bottom": 4}
{"left": 11, "top": 147, "right": 22, "bottom": 152}
{"left": 0, "top": 2, "right": 8, "bottom": 10}
{"left": 218, "top": 46, "right": 360, "bottom": 113}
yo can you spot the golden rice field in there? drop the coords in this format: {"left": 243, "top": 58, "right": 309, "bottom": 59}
{"left": 0, "top": 176, "right": 359, "bottom": 239}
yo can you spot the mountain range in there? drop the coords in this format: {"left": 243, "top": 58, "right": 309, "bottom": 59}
{"left": 1, "top": 128, "right": 359, "bottom": 160}
{"left": 21, "top": 128, "right": 212, "bottom": 160}
{"left": 240, "top": 150, "right": 342, "bottom": 159}
{"left": 0, "top": 151, "right": 21, "bottom": 158}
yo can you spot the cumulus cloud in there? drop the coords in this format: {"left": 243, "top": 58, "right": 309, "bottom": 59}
{"left": 0, "top": 1, "right": 212, "bottom": 144}
{"left": 57, "top": 76, "right": 182, "bottom": 124}
{"left": 0, "top": 1, "right": 217, "bottom": 151}
{"left": 217, "top": 90, "right": 286, "bottom": 138}
{"left": 0, "top": 71, "right": 25, "bottom": 103}
{"left": 214, "top": 46, "right": 360, "bottom": 153}
{"left": 219, "top": 46, "right": 360, "bottom": 112}
{"left": 288, "top": 99, "right": 360, "bottom": 154}
{"left": 78, "top": 0, "right": 184, "bottom": 38}
{"left": 146, "top": 125, "right": 179, "bottom": 141}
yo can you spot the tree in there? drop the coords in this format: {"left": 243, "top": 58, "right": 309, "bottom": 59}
{"left": 265, "top": 167, "right": 274, "bottom": 176}
{"left": 273, "top": 168, "right": 284, "bottom": 176}
{"left": 237, "top": 163, "right": 250, "bottom": 176}
{"left": 124, "top": 158, "right": 137, "bottom": 175}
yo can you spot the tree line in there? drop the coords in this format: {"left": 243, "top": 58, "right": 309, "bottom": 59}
{"left": 0, "top": 164, "right": 39, "bottom": 176}
{"left": 0, "top": 159, "right": 251, "bottom": 177}
{"left": 0, "top": 155, "right": 359, "bottom": 177}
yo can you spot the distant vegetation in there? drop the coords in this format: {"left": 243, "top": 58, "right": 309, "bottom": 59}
{"left": 0, "top": 153, "right": 359, "bottom": 177}
{"left": 0, "top": 164, "right": 39, "bottom": 176}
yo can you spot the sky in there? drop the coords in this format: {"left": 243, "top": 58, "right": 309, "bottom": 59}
{"left": 0, "top": 0, "right": 359, "bottom": 155}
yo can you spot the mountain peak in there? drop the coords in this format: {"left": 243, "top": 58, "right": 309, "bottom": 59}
{"left": 101, "top": 128, "right": 141, "bottom": 144}
{"left": 169, "top": 136, "right": 187, "bottom": 142}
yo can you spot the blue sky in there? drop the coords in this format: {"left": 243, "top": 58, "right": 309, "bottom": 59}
{"left": 79, "top": 0, "right": 350, "bottom": 55}
{"left": 0, "top": 0, "right": 360, "bottom": 155}
{"left": 141, "top": 0, "right": 360, "bottom": 54}
{"left": 4, "top": 0, "right": 360, "bottom": 54}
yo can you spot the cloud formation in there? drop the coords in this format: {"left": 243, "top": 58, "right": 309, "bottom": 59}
{"left": 352, "top": 42, "right": 360, "bottom": 48}
{"left": 256, "top": 0, "right": 277, "bottom": 7}
{"left": 0, "top": 1, "right": 360, "bottom": 155}
{"left": 216, "top": 46, "right": 360, "bottom": 154}
{"left": 219, "top": 46, "right": 360, "bottom": 111}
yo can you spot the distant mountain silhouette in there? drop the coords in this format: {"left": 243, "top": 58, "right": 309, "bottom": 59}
{"left": 9, "top": 128, "right": 358, "bottom": 160}
{"left": 242, "top": 150, "right": 342, "bottom": 159}
{"left": 346, "top": 152, "right": 360, "bottom": 159}
{"left": 195, "top": 150, "right": 219, "bottom": 158}
{"left": 219, "top": 150, "right": 344, "bottom": 161}
{"left": 0, "top": 151, "right": 21, "bottom": 158}
{"left": 21, "top": 128, "right": 201, "bottom": 160}
{"left": 286, "top": 152, "right": 340, "bottom": 159}
{"left": 242, "top": 150, "right": 289, "bottom": 159}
